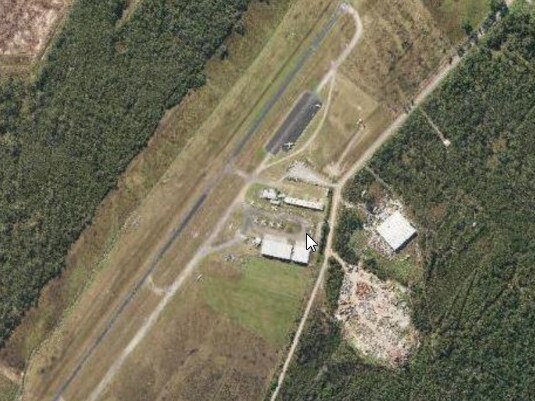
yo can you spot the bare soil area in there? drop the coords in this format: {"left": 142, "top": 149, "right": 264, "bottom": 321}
{"left": 0, "top": 0, "right": 66, "bottom": 57}
{"left": 336, "top": 266, "right": 419, "bottom": 367}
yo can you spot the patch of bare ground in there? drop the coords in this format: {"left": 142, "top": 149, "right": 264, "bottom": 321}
{"left": 0, "top": 0, "right": 66, "bottom": 57}
{"left": 0, "top": 360, "right": 22, "bottom": 385}
{"left": 336, "top": 266, "right": 419, "bottom": 367}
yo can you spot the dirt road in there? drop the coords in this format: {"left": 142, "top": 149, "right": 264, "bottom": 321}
{"left": 268, "top": 39, "right": 467, "bottom": 401}
{"left": 267, "top": 6, "right": 363, "bottom": 399}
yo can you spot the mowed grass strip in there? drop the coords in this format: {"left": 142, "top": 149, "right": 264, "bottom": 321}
{"left": 202, "top": 257, "right": 309, "bottom": 347}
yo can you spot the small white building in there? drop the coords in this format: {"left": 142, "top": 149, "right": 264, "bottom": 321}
{"left": 261, "top": 235, "right": 293, "bottom": 261}
{"left": 283, "top": 196, "right": 324, "bottom": 211}
{"left": 291, "top": 241, "right": 311, "bottom": 265}
{"left": 261, "top": 188, "right": 278, "bottom": 200}
{"left": 376, "top": 211, "right": 417, "bottom": 252}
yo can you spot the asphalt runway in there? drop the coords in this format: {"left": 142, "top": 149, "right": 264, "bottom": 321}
{"left": 265, "top": 90, "right": 322, "bottom": 154}
{"left": 51, "top": 6, "right": 343, "bottom": 401}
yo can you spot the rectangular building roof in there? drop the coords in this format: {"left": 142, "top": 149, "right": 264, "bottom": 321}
{"left": 284, "top": 196, "right": 324, "bottom": 211}
{"left": 261, "top": 235, "right": 293, "bottom": 261}
{"left": 261, "top": 188, "right": 278, "bottom": 200}
{"left": 376, "top": 211, "right": 417, "bottom": 251}
{"left": 291, "top": 241, "right": 311, "bottom": 265}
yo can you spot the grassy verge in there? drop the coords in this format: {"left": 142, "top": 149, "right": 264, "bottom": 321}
{"left": 0, "top": 376, "right": 17, "bottom": 401}
{"left": 423, "top": 0, "right": 491, "bottom": 42}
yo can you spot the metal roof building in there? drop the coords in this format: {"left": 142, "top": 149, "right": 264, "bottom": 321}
{"left": 376, "top": 211, "right": 417, "bottom": 251}
{"left": 291, "top": 241, "right": 311, "bottom": 265}
{"left": 284, "top": 196, "right": 324, "bottom": 211}
{"left": 261, "top": 188, "right": 278, "bottom": 200}
{"left": 261, "top": 235, "right": 293, "bottom": 261}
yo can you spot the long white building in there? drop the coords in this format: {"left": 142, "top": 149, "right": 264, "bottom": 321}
{"left": 283, "top": 196, "right": 324, "bottom": 211}
{"left": 260, "top": 235, "right": 312, "bottom": 265}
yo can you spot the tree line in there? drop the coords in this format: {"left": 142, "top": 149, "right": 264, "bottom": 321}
{"left": 0, "top": 0, "right": 251, "bottom": 345}
{"left": 279, "top": 3, "right": 535, "bottom": 400}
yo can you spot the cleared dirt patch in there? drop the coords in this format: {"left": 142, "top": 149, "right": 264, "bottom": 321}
{"left": 0, "top": 0, "right": 66, "bottom": 57}
{"left": 336, "top": 266, "right": 419, "bottom": 367}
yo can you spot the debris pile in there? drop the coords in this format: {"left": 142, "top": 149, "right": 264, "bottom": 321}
{"left": 286, "top": 161, "right": 331, "bottom": 186}
{"left": 336, "top": 266, "right": 419, "bottom": 367}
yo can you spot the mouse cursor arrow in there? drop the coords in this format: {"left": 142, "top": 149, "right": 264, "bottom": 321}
{"left": 305, "top": 233, "right": 318, "bottom": 252}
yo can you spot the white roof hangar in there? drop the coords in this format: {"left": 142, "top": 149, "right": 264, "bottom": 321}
{"left": 291, "top": 241, "right": 311, "bottom": 265}
{"left": 261, "top": 235, "right": 293, "bottom": 261}
{"left": 376, "top": 211, "right": 417, "bottom": 252}
{"left": 283, "top": 196, "right": 324, "bottom": 211}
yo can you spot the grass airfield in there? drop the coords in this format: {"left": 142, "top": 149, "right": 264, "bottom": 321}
{"left": 0, "top": 0, "right": 495, "bottom": 400}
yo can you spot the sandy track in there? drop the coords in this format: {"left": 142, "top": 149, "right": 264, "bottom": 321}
{"left": 267, "top": 4, "right": 364, "bottom": 400}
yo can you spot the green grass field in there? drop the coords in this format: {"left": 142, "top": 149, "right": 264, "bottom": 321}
{"left": 423, "top": 0, "right": 490, "bottom": 41}
{"left": 0, "top": 376, "right": 17, "bottom": 401}
{"left": 203, "top": 256, "right": 309, "bottom": 347}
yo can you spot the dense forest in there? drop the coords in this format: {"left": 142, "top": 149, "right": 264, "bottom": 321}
{"left": 332, "top": 207, "right": 362, "bottom": 265}
{"left": 279, "top": 2, "right": 535, "bottom": 400}
{"left": 0, "top": 0, "right": 250, "bottom": 344}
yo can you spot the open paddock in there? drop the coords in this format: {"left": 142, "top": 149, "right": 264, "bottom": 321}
{"left": 0, "top": 0, "right": 67, "bottom": 59}
{"left": 96, "top": 253, "right": 311, "bottom": 401}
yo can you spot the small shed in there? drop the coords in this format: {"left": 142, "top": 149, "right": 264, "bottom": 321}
{"left": 261, "top": 188, "right": 278, "bottom": 200}
{"left": 376, "top": 211, "right": 417, "bottom": 251}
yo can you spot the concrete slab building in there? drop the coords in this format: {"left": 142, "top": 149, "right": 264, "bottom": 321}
{"left": 291, "top": 241, "right": 311, "bottom": 265}
{"left": 376, "top": 211, "right": 417, "bottom": 251}
{"left": 261, "top": 235, "right": 293, "bottom": 261}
